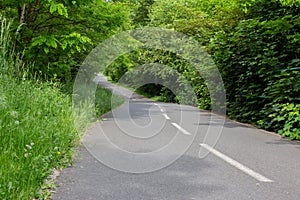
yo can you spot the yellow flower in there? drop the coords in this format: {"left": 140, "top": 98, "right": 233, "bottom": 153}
{"left": 57, "top": 151, "right": 61, "bottom": 155}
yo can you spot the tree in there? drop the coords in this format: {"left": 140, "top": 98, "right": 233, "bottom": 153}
{"left": 132, "top": 0, "right": 154, "bottom": 26}
{"left": 210, "top": 0, "right": 300, "bottom": 138}
{"left": 0, "top": 0, "right": 132, "bottom": 81}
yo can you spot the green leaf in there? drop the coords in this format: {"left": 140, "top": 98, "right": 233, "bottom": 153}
{"left": 44, "top": 47, "right": 49, "bottom": 54}
{"left": 61, "top": 41, "right": 68, "bottom": 50}
{"left": 31, "top": 37, "right": 44, "bottom": 47}
{"left": 75, "top": 45, "right": 81, "bottom": 52}
{"left": 49, "top": 3, "right": 57, "bottom": 14}
{"left": 57, "top": 6, "right": 63, "bottom": 15}
{"left": 48, "top": 37, "right": 57, "bottom": 48}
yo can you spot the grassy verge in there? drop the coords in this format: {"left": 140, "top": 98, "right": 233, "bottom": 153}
{"left": 0, "top": 16, "right": 124, "bottom": 199}
{"left": 95, "top": 86, "right": 125, "bottom": 118}
{"left": 0, "top": 76, "right": 124, "bottom": 200}
{"left": 110, "top": 81, "right": 171, "bottom": 103}
{"left": 0, "top": 76, "right": 79, "bottom": 199}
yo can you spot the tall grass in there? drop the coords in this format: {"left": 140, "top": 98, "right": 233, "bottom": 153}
{"left": 0, "top": 16, "right": 78, "bottom": 199}
{"left": 95, "top": 86, "right": 125, "bottom": 117}
{"left": 0, "top": 15, "right": 12, "bottom": 74}
{"left": 0, "top": 16, "right": 124, "bottom": 199}
{"left": 0, "top": 77, "right": 79, "bottom": 199}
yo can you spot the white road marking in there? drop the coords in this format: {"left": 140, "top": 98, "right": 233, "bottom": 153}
{"left": 171, "top": 123, "right": 192, "bottom": 136}
{"left": 154, "top": 103, "right": 170, "bottom": 120}
{"left": 163, "top": 113, "right": 170, "bottom": 120}
{"left": 199, "top": 143, "right": 273, "bottom": 183}
{"left": 156, "top": 104, "right": 165, "bottom": 113}
{"left": 156, "top": 105, "right": 163, "bottom": 112}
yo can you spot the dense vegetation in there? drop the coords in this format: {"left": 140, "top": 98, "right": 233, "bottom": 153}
{"left": 0, "top": 71, "right": 122, "bottom": 199}
{"left": 211, "top": 1, "right": 300, "bottom": 139}
{"left": 1, "top": 0, "right": 131, "bottom": 81}
{"left": 105, "top": 0, "right": 300, "bottom": 140}
{"left": 0, "top": 0, "right": 299, "bottom": 199}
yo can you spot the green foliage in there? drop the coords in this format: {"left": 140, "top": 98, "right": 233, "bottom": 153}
{"left": 109, "top": 0, "right": 300, "bottom": 139}
{"left": 263, "top": 70, "right": 300, "bottom": 102}
{"left": 0, "top": 0, "right": 132, "bottom": 81}
{"left": 268, "top": 103, "right": 300, "bottom": 140}
{"left": 105, "top": 49, "right": 200, "bottom": 106}
{"left": 0, "top": 75, "right": 79, "bottom": 199}
{"left": 0, "top": 19, "right": 80, "bottom": 198}
{"left": 132, "top": 0, "right": 154, "bottom": 26}
{"left": 210, "top": 0, "right": 300, "bottom": 138}
{"left": 150, "top": 0, "right": 218, "bottom": 45}
{"left": 95, "top": 86, "right": 125, "bottom": 117}
{"left": 0, "top": 15, "right": 13, "bottom": 74}
{"left": 104, "top": 54, "right": 133, "bottom": 82}
{"left": 3, "top": 0, "right": 296, "bottom": 141}
{"left": 150, "top": 0, "right": 245, "bottom": 43}
{"left": 0, "top": 76, "right": 124, "bottom": 199}
{"left": 0, "top": 15, "right": 126, "bottom": 199}
{"left": 105, "top": 0, "right": 242, "bottom": 109}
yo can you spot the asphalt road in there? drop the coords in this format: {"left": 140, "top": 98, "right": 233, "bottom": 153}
{"left": 53, "top": 76, "right": 300, "bottom": 200}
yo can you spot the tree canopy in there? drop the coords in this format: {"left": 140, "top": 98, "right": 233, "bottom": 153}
{"left": 104, "top": 0, "right": 300, "bottom": 139}
{"left": 1, "top": 0, "right": 299, "bottom": 139}
{"left": 1, "top": 0, "right": 132, "bottom": 80}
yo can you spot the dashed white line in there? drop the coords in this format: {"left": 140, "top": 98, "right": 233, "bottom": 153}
{"left": 171, "top": 123, "right": 192, "bottom": 136}
{"left": 155, "top": 103, "right": 167, "bottom": 115}
{"left": 199, "top": 143, "right": 273, "bottom": 183}
{"left": 163, "top": 113, "right": 170, "bottom": 120}
{"left": 154, "top": 103, "right": 164, "bottom": 112}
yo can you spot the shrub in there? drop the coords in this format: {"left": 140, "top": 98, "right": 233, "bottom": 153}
{"left": 268, "top": 103, "right": 300, "bottom": 140}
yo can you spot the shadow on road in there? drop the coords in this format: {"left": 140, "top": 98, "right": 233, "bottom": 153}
{"left": 53, "top": 146, "right": 226, "bottom": 200}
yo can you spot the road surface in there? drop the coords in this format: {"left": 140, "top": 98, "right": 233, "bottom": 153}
{"left": 53, "top": 75, "right": 300, "bottom": 200}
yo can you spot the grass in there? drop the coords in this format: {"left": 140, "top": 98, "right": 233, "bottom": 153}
{"left": 95, "top": 86, "right": 125, "bottom": 118}
{"left": 0, "top": 16, "right": 124, "bottom": 199}
{"left": 111, "top": 82, "right": 167, "bottom": 102}
{"left": 0, "top": 77, "right": 124, "bottom": 200}
{"left": 0, "top": 76, "right": 79, "bottom": 199}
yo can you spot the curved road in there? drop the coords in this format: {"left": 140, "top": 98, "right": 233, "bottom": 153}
{"left": 53, "top": 75, "right": 300, "bottom": 200}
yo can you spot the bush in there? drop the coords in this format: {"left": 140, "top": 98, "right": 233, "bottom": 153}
{"left": 267, "top": 103, "right": 300, "bottom": 140}
{"left": 210, "top": 0, "right": 300, "bottom": 139}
